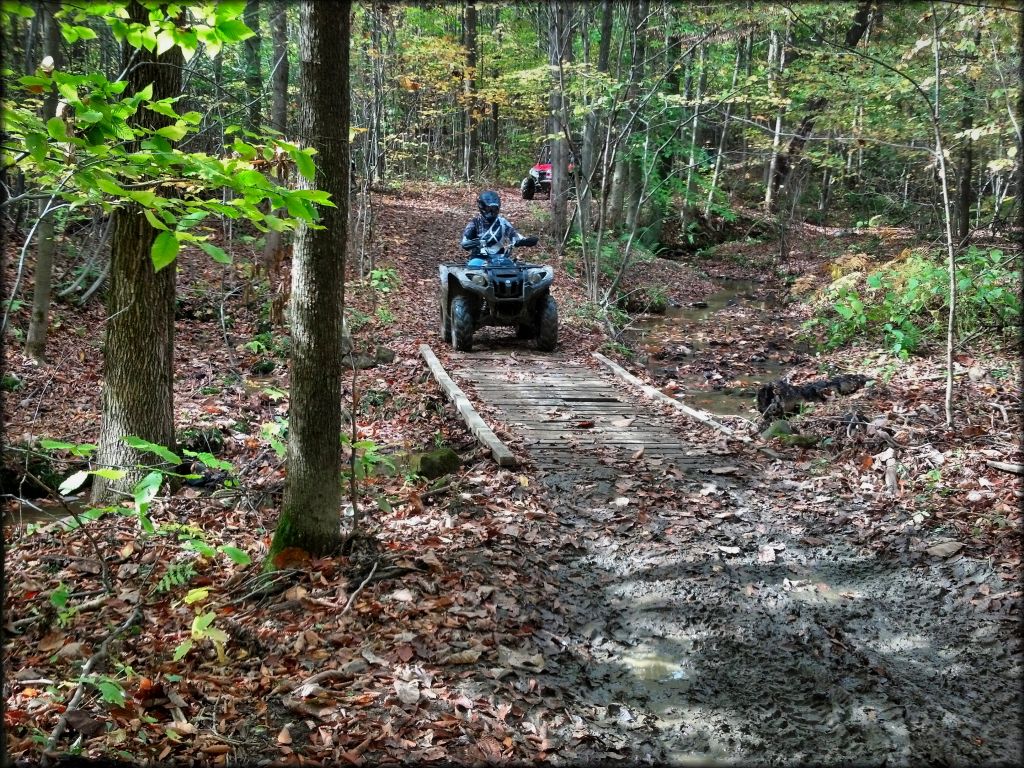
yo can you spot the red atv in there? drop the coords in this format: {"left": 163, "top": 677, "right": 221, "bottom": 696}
{"left": 520, "top": 153, "right": 575, "bottom": 200}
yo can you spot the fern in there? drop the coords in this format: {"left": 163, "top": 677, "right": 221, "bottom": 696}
{"left": 155, "top": 561, "right": 197, "bottom": 593}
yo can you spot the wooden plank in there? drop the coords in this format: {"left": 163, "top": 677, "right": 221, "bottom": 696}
{"left": 591, "top": 352, "right": 739, "bottom": 437}
{"left": 419, "top": 344, "right": 517, "bottom": 467}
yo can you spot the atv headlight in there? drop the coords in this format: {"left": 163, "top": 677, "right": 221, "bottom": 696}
{"left": 471, "top": 273, "right": 488, "bottom": 287}
{"left": 527, "top": 269, "right": 547, "bottom": 285}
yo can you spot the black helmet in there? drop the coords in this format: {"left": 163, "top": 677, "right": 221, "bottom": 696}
{"left": 477, "top": 190, "right": 500, "bottom": 223}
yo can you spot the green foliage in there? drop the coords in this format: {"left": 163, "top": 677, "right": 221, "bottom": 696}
{"left": 3, "top": 4, "right": 331, "bottom": 273}
{"left": 342, "top": 434, "right": 395, "bottom": 481}
{"left": 369, "top": 267, "right": 399, "bottom": 294}
{"left": 155, "top": 561, "right": 198, "bottom": 593}
{"left": 808, "top": 247, "right": 1021, "bottom": 357}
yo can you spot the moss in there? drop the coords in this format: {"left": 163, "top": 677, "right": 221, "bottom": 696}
{"left": 411, "top": 447, "right": 461, "bottom": 480}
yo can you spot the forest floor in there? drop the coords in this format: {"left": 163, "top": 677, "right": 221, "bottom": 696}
{"left": 2, "top": 182, "right": 1022, "bottom": 766}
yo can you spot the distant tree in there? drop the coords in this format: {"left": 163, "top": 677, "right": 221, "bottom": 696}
{"left": 265, "top": 0, "right": 351, "bottom": 567}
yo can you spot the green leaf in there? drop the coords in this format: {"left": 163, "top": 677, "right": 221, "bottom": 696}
{"left": 59, "top": 470, "right": 90, "bottom": 496}
{"left": 189, "top": 540, "right": 217, "bottom": 558}
{"left": 192, "top": 612, "right": 216, "bottom": 635}
{"left": 95, "top": 680, "right": 126, "bottom": 706}
{"left": 150, "top": 230, "right": 179, "bottom": 272}
{"left": 122, "top": 435, "right": 181, "bottom": 464}
{"left": 292, "top": 149, "right": 316, "bottom": 182}
{"left": 154, "top": 123, "right": 187, "bottom": 141}
{"left": 46, "top": 117, "right": 67, "bottom": 141}
{"left": 172, "top": 638, "right": 193, "bottom": 661}
{"left": 92, "top": 468, "right": 127, "bottom": 481}
{"left": 198, "top": 241, "right": 231, "bottom": 264}
{"left": 40, "top": 439, "right": 76, "bottom": 452}
{"left": 218, "top": 546, "right": 251, "bottom": 566}
{"left": 146, "top": 99, "right": 180, "bottom": 119}
{"left": 25, "top": 132, "right": 47, "bottom": 163}
{"left": 184, "top": 587, "right": 210, "bottom": 605}
{"left": 143, "top": 207, "right": 170, "bottom": 231}
{"left": 50, "top": 583, "right": 70, "bottom": 609}
{"left": 216, "top": 19, "right": 254, "bottom": 42}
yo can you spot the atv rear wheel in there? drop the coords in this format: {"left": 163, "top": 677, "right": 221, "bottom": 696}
{"left": 535, "top": 294, "right": 558, "bottom": 351}
{"left": 451, "top": 295, "right": 474, "bottom": 352}
{"left": 515, "top": 323, "right": 535, "bottom": 339}
{"left": 520, "top": 176, "right": 536, "bottom": 200}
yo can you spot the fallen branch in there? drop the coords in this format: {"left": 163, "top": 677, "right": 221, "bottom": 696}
{"left": 592, "top": 351, "right": 738, "bottom": 437}
{"left": 985, "top": 460, "right": 1024, "bottom": 475}
{"left": 41, "top": 604, "right": 144, "bottom": 765}
{"left": 340, "top": 560, "right": 378, "bottom": 617}
{"left": 420, "top": 344, "right": 517, "bottom": 466}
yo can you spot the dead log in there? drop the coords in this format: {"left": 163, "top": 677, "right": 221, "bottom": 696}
{"left": 756, "top": 374, "right": 870, "bottom": 420}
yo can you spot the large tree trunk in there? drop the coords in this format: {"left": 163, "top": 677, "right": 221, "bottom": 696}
{"left": 957, "top": 29, "right": 982, "bottom": 242}
{"left": 25, "top": 2, "right": 62, "bottom": 361}
{"left": 92, "top": 2, "right": 182, "bottom": 503}
{"left": 243, "top": 0, "right": 263, "bottom": 132}
{"left": 767, "top": 1, "right": 872, "bottom": 211}
{"left": 266, "top": 0, "right": 350, "bottom": 566}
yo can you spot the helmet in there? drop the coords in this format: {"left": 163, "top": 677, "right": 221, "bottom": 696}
{"left": 477, "top": 190, "right": 500, "bottom": 223}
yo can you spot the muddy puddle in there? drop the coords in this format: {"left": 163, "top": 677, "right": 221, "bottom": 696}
{"left": 626, "top": 279, "right": 794, "bottom": 417}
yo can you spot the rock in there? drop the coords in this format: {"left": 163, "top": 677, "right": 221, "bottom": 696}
{"left": 412, "top": 447, "right": 461, "bottom": 480}
{"left": 761, "top": 419, "right": 793, "bottom": 440}
{"left": 374, "top": 346, "right": 396, "bottom": 364}
{"left": 342, "top": 354, "right": 377, "bottom": 370}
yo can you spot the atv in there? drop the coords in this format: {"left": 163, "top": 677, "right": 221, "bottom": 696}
{"left": 439, "top": 242, "right": 558, "bottom": 353}
{"left": 520, "top": 151, "right": 576, "bottom": 200}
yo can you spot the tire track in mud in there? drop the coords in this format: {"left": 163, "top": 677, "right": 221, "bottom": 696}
{"left": 446, "top": 351, "right": 1023, "bottom": 766}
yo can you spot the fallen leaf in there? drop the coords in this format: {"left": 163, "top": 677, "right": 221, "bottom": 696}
{"left": 394, "top": 679, "right": 420, "bottom": 705}
{"left": 631, "top": 446, "right": 645, "bottom": 460}
{"left": 757, "top": 545, "right": 776, "bottom": 563}
{"left": 718, "top": 545, "right": 741, "bottom": 555}
{"left": 612, "top": 417, "right": 636, "bottom": 427}
{"left": 710, "top": 466, "right": 740, "bottom": 475}
{"left": 926, "top": 540, "right": 963, "bottom": 558}
{"left": 37, "top": 632, "right": 66, "bottom": 652}
{"left": 576, "top": 420, "right": 595, "bottom": 429}
{"left": 389, "top": 588, "right": 415, "bottom": 602}
{"left": 444, "top": 648, "right": 483, "bottom": 664}
{"left": 277, "top": 726, "right": 292, "bottom": 745}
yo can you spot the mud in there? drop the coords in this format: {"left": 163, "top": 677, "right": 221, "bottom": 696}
{"left": 515, "top": 455, "right": 1022, "bottom": 766}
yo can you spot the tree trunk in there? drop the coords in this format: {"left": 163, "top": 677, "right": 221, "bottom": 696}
{"left": 463, "top": 0, "right": 477, "bottom": 181}
{"left": 244, "top": 0, "right": 263, "bottom": 132}
{"left": 266, "top": 0, "right": 350, "bottom": 566}
{"left": 92, "top": 2, "right": 182, "bottom": 503}
{"left": 579, "top": 0, "right": 613, "bottom": 246}
{"left": 705, "top": 37, "right": 743, "bottom": 216}
{"left": 25, "top": 2, "right": 62, "bottom": 361}
{"left": 269, "top": 1, "right": 288, "bottom": 135}
{"left": 262, "top": 0, "right": 290, "bottom": 275}
{"left": 767, "top": 0, "right": 873, "bottom": 211}
{"left": 763, "top": 24, "right": 787, "bottom": 213}
{"left": 957, "top": 29, "right": 982, "bottom": 242}
{"left": 548, "top": 0, "right": 572, "bottom": 246}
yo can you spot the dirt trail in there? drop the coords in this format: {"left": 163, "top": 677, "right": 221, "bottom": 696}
{"left": 434, "top": 343, "right": 1021, "bottom": 765}
{"left": 398, "top": 187, "right": 1022, "bottom": 765}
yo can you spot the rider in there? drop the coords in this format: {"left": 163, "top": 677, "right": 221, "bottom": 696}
{"left": 461, "top": 190, "right": 537, "bottom": 262}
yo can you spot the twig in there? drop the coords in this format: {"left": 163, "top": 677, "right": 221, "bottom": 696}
{"left": 985, "top": 460, "right": 1024, "bottom": 475}
{"left": 41, "top": 604, "right": 144, "bottom": 765}
{"left": 339, "top": 560, "right": 378, "bottom": 617}
{"left": 22, "top": 469, "right": 113, "bottom": 593}
{"left": 273, "top": 668, "right": 352, "bottom": 696}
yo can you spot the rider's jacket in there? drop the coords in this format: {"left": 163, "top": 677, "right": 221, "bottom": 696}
{"left": 461, "top": 215, "right": 527, "bottom": 257}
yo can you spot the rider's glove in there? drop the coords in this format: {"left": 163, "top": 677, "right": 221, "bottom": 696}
{"left": 516, "top": 236, "right": 539, "bottom": 247}
{"left": 462, "top": 238, "right": 481, "bottom": 250}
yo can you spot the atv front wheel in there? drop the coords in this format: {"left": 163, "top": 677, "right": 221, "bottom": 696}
{"left": 451, "top": 295, "right": 475, "bottom": 352}
{"left": 535, "top": 294, "right": 558, "bottom": 351}
{"left": 520, "top": 176, "right": 536, "bottom": 200}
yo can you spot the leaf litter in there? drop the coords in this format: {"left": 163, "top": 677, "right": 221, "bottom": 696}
{"left": 2, "top": 183, "right": 1021, "bottom": 765}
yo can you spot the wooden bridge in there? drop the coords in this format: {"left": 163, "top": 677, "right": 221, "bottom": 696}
{"left": 420, "top": 345, "right": 738, "bottom": 474}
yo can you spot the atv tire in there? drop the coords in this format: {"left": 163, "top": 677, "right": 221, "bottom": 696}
{"left": 451, "top": 295, "right": 475, "bottom": 352}
{"left": 515, "top": 323, "right": 535, "bottom": 339}
{"left": 535, "top": 294, "right": 558, "bottom": 351}
{"left": 520, "top": 176, "right": 536, "bottom": 200}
